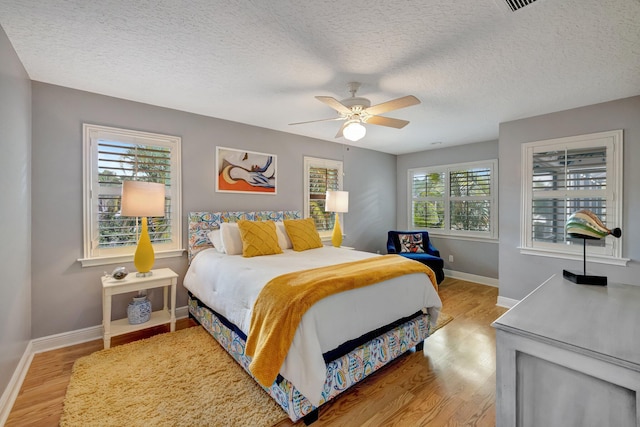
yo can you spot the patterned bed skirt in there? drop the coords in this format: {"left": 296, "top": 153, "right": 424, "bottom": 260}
{"left": 188, "top": 295, "right": 432, "bottom": 423}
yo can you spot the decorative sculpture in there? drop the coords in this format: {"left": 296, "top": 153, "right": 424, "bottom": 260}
{"left": 563, "top": 209, "right": 621, "bottom": 286}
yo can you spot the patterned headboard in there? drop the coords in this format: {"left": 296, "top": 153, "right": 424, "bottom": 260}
{"left": 188, "top": 210, "right": 302, "bottom": 262}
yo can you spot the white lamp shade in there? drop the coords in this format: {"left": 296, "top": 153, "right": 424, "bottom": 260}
{"left": 325, "top": 190, "right": 349, "bottom": 213}
{"left": 121, "top": 181, "right": 166, "bottom": 217}
{"left": 343, "top": 121, "right": 366, "bottom": 141}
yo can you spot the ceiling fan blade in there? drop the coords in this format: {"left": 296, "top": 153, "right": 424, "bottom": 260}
{"left": 335, "top": 121, "right": 349, "bottom": 138}
{"left": 315, "top": 96, "right": 352, "bottom": 115}
{"left": 365, "top": 115, "right": 410, "bottom": 129}
{"left": 289, "top": 117, "right": 345, "bottom": 126}
{"left": 365, "top": 95, "right": 420, "bottom": 116}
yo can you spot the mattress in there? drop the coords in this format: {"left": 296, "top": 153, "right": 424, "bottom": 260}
{"left": 183, "top": 246, "right": 442, "bottom": 406}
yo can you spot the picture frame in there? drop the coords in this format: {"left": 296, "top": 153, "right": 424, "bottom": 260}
{"left": 215, "top": 146, "right": 277, "bottom": 194}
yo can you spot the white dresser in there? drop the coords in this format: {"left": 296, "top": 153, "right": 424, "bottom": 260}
{"left": 493, "top": 274, "right": 640, "bottom": 427}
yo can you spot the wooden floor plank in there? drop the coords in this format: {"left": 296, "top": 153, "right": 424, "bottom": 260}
{"left": 6, "top": 278, "right": 507, "bottom": 426}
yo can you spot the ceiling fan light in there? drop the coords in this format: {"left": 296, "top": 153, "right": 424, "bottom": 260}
{"left": 343, "top": 121, "right": 366, "bottom": 141}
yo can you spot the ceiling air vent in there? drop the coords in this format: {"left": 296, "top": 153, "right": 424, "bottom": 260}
{"left": 504, "top": 0, "right": 538, "bottom": 12}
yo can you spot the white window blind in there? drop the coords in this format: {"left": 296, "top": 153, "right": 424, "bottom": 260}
{"left": 97, "top": 141, "right": 173, "bottom": 247}
{"left": 81, "top": 124, "right": 183, "bottom": 266}
{"left": 520, "top": 130, "right": 624, "bottom": 263}
{"left": 409, "top": 160, "right": 497, "bottom": 239}
{"left": 411, "top": 171, "right": 445, "bottom": 230}
{"left": 531, "top": 146, "right": 607, "bottom": 246}
{"left": 450, "top": 166, "right": 493, "bottom": 232}
{"left": 304, "top": 157, "right": 343, "bottom": 237}
{"left": 309, "top": 166, "right": 340, "bottom": 231}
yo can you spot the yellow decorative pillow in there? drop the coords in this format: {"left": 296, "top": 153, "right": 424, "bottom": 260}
{"left": 284, "top": 218, "right": 323, "bottom": 251}
{"left": 236, "top": 220, "right": 283, "bottom": 257}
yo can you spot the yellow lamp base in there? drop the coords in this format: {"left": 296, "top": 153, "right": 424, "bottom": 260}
{"left": 134, "top": 217, "right": 155, "bottom": 276}
{"left": 331, "top": 212, "right": 343, "bottom": 247}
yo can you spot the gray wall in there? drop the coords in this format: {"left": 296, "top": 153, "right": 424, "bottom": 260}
{"left": 0, "top": 26, "right": 31, "bottom": 397}
{"left": 396, "top": 140, "right": 499, "bottom": 279}
{"left": 499, "top": 96, "right": 640, "bottom": 300}
{"left": 30, "top": 82, "right": 397, "bottom": 339}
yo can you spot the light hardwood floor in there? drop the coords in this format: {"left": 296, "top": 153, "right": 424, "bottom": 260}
{"left": 6, "top": 278, "right": 507, "bottom": 426}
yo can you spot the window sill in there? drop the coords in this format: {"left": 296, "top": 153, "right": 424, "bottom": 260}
{"left": 78, "top": 249, "right": 185, "bottom": 268}
{"left": 427, "top": 233, "right": 499, "bottom": 244}
{"left": 319, "top": 233, "right": 341, "bottom": 242}
{"left": 518, "top": 247, "right": 629, "bottom": 267}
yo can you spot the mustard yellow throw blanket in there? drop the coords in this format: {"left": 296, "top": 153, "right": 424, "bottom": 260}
{"left": 245, "top": 254, "right": 438, "bottom": 387}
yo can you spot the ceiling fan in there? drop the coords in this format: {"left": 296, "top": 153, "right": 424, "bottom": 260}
{"left": 289, "top": 82, "right": 421, "bottom": 142}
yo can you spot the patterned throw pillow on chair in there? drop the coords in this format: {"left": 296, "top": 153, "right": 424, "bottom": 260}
{"left": 398, "top": 233, "right": 425, "bottom": 253}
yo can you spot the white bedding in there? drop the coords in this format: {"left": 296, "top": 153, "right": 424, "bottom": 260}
{"left": 183, "top": 246, "right": 442, "bottom": 406}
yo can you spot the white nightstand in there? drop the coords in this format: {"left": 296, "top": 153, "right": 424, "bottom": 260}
{"left": 101, "top": 267, "right": 178, "bottom": 349}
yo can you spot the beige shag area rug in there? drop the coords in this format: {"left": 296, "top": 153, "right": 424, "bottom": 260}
{"left": 433, "top": 311, "right": 453, "bottom": 333}
{"left": 61, "top": 327, "right": 287, "bottom": 427}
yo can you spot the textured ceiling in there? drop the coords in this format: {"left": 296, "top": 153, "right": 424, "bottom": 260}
{"left": 1, "top": 0, "right": 639, "bottom": 155}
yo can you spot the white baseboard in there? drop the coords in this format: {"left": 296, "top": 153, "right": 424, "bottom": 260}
{"left": 443, "top": 269, "right": 520, "bottom": 308}
{"left": 31, "top": 306, "right": 189, "bottom": 354}
{"left": 444, "top": 269, "right": 499, "bottom": 288}
{"left": 0, "top": 341, "right": 33, "bottom": 427}
{"left": 1, "top": 306, "right": 189, "bottom": 423}
{"left": 496, "top": 296, "right": 519, "bottom": 308}
{"left": 31, "top": 324, "right": 103, "bottom": 354}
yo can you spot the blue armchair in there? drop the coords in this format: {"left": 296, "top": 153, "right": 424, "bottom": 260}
{"left": 387, "top": 230, "right": 445, "bottom": 284}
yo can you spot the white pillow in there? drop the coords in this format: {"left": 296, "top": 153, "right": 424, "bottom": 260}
{"left": 207, "top": 229, "right": 225, "bottom": 253}
{"left": 219, "top": 222, "right": 243, "bottom": 255}
{"left": 275, "top": 221, "right": 292, "bottom": 249}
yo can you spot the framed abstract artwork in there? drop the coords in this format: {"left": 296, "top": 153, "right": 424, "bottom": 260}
{"left": 215, "top": 147, "right": 277, "bottom": 194}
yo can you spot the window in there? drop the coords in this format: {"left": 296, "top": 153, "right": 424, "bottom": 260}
{"left": 409, "top": 160, "right": 497, "bottom": 239}
{"left": 304, "top": 157, "right": 343, "bottom": 239}
{"left": 80, "top": 124, "right": 183, "bottom": 267}
{"left": 520, "top": 130, "right": 624, "bottom": 263}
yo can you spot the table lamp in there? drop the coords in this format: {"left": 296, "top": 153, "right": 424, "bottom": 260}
{"left": 562, "top": 209, "right": 621, "bottom": 286}
{"left": 325, "top": 190, "right": 349, "bottom": 247}
{"left": 121, "top": 181, "right": 165, "bottom": 277}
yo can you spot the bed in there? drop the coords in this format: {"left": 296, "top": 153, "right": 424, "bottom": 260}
{"left": 184, "top": 210, "right": 442, "bottom": 424}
